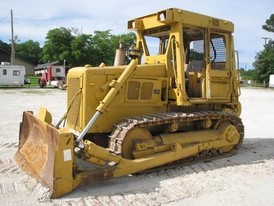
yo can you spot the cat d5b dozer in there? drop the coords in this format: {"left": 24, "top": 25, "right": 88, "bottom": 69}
{"left": 15, "top": 8, "right": 244, "bottom": 198}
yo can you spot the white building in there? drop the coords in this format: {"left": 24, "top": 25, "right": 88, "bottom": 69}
{"left": 0, "top": 63, "right": 26, "bottom": 87}
{"left": 269, "top": 74, "right": 274, "bottom": 88}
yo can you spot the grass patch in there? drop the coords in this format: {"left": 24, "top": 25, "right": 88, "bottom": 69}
{"left": 25, "top": 75, "right": 39, "bottom": 87}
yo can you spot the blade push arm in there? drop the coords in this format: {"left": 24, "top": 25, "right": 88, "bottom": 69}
{"left": 76, "top": 59, "right": 138, "bottom": 142}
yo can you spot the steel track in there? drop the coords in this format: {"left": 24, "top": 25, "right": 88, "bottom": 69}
{"left": 109, "top": 111, "right": 244, "bottom": 157}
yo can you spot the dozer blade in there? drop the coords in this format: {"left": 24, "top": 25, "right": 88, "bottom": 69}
{"left": 14, "top": 111, "right": 59, "bottom": 191}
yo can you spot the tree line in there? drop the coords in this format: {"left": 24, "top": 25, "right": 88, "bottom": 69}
{"left": 241, "top": 13, "right": 274, "bottom": 85}
{"left": 0, "top": 14, "right": 273, "bottom": 84}
{"left": 0, "top": 28, "right": 135, "bottom": 67}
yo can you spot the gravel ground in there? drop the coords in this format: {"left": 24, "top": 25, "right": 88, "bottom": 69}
{"left": 0, "top": 87, "right": 273, "bottom": 206}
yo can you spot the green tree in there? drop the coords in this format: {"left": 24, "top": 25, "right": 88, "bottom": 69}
{"left": 41, "top": 27, "right": 75, "bottom": 66}
{"left": 113, "top": 32, "right": 136, "bottom": 64}
{"left": 262, "top": 14, "right": 274, "bottom": 33}
{"left": 239, "top": 68, "right": 258, "bottom": 81}
{"left": 71, "top": 34, "right": 94, "bottom": 66}
{"left": 41, "top": 27, "right": 136, "bottom": 67}
{"left": 90, "top": 30, "right": 116, "bottom": 66}
{"left": 118, "top": 32, "right": 136, "bottom": 49}
{"left": 253, "top": 13, "right": 274, "bottom": 84}
{"left": 253, "top": 40, "right": 274, "bottom": 84}
{"left": 87, "top": 30, "right": 135, "bottom": 66}
{"left": 16, "top": 40, "right": 41, "bottom": 64}
{"left": 0, "top": 40, "right": 10, "bottom": 51}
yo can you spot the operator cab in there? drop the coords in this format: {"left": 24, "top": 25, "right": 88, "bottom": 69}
{"left": 128, "top": 8, "right": 235, "bottom": 105}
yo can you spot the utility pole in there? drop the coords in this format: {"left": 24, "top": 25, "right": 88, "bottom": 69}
{"left": 10, "top": 9, "right": 19, "bottom": 65}
{"left": 261, "top": 37, "right": 270, "bottom": 46}
{"left": 10, "top": 9, "right": 15, "bottom": 65}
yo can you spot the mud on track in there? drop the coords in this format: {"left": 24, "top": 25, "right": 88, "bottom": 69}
{"left": 0, "top": 87, "right": 273, "bottom": 206}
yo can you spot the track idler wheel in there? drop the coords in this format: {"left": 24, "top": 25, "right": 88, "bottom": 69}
{"left": 218, "top": 121, "right": 241, "bottom": 153}
{"left": 121, "top": 128, "right": 152, "bottom": 159}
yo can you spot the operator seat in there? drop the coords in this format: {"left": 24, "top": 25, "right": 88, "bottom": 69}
{"left": 186, "top": 60, "right": 205, "bottom": 97}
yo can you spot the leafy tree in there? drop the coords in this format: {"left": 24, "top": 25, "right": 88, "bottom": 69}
{"left": 76, "top": 30, "right": 135, "bottom": 66}
{"left": 262, "top": 14, "right": 274, "bottom": 33}
{"left": 253, "top": 40, "right": 274, "bottom": 84}
{"left": 2, "top": 28, "right": 135, "bottom": 67}
{"left": 118, "top": 32, "right": 136, "bottom": 49}
{"left": 0, "top": 40, "right": 10, "bottom": 51}
{"left": 113, "top": 32, "right": 136, "bottom": 64}
{"left": 41, "top": 27, "right": 75, "bottom": 66}
{"left": 253, "top": 13, "right": 274, "bottom": 84}
{"left": 41, "top": 27, "right": 136, "bottom": 67}
{"left": 16, "top": 40, "right": 41, "bottom": 64}
{"left": 239, "top": 68, "right": 258, "bottom": 81}
{"left": 89, "top": 30, "right": 117, "bottom": 66}
{"left": 71, "top": 34, "right": 94, "bottom": 66}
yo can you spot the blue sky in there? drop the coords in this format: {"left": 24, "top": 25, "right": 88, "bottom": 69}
{"left": 0, "top": 0, "right": 273, "bottom": 69}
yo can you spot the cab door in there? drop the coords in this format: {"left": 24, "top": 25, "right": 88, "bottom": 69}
{"left": 207, "top": 32, "right": 232, "bottom": 101}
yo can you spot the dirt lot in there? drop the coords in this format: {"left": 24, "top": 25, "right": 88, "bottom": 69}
{"left": 0, "top": 87, "right": 273, "bottom": 206}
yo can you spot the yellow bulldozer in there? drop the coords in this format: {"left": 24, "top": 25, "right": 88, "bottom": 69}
{"left": 15, "top": 8, "right": 244, "bottom": 198}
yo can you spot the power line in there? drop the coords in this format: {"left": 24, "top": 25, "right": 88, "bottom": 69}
{"left": 0, "top": 12, "right": 10, "bottom": 23}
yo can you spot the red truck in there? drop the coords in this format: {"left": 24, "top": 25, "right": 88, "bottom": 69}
{"left": 35, "top": 62, "right": 66, "bottom": 89}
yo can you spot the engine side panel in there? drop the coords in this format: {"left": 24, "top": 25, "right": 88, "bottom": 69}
{"left": 66, "top": 64, "right": 168, "bottom": 133}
